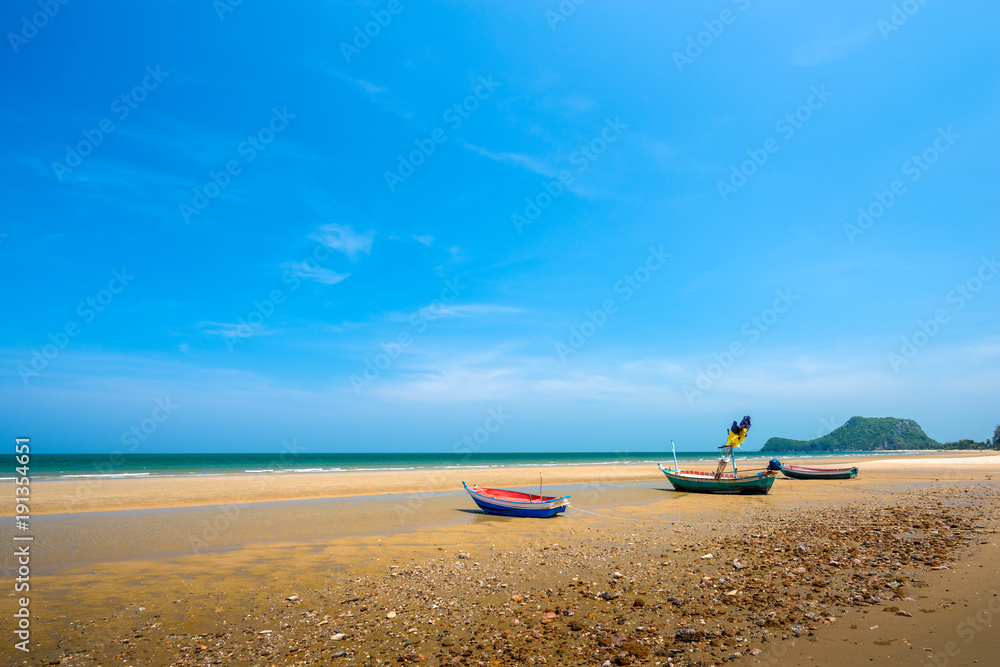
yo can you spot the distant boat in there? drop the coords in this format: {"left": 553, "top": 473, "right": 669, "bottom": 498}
{"left": 657, "top": 464, "right": 777, "bottom": 495}
{"left": 462, "top": 482, "right": 569, "bottom": 517}
{"left": 779, "top": 464, "right": 858, "bottom": 480}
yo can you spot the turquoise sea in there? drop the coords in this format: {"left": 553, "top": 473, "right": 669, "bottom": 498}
{"left": 15, "top": 450, "right": 910, "bottom": 481}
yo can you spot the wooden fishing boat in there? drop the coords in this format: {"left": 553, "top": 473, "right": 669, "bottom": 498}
{"left": 461, "top": 482, "right": 570, "bottom": 517}
{"left": 657, "top": 464, "right": 777, "bottom": 495}
{"left": 779, "top": 465, "right": 858, "bottom": 480}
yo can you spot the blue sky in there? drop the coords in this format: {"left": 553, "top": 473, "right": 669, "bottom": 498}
{"left": 3, "top": 0, "right": 998, "bottom": 454}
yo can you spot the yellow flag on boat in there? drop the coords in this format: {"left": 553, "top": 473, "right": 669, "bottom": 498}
{"left": 725, "top": 415, "right": 752, "bottom": 448}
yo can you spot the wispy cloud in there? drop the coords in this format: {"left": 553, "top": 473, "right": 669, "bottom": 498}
{"left": 309, "top": 223, "right": 374, "bottom": 259}
{"left": 412, "top": 234, "right": 435, "bottom": 246}
{"left": 26, "top": 156, "right": 194, "bottom": 221}
{"left": 327, "top": 69, "right": 386, "bottom": 95}
{"left": 384, "top": 303, "right": 524, "bottom": 324}
{"left": 462, "top": 142, "right": 559, "bottom": 178}
{"left": 356, "top": 79, "right": 386, "bottom": 94}
{"left": 351, "top": 339, "right": 1000, "bottom": 416}
{"left": 197, "top": 321, "right": 279, "bottom": 337}
{"left": 326, "top": 69, "right": 413, "bottom": 121}
{"left": 282, "top": 261, "right": 350, "bottom": 285}
{"left": 363, "top": 349, "right": 660, "bottom": 404}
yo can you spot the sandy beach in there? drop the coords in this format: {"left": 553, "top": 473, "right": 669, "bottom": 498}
{"left": 2, "top": 451, "right": 998, "bottom": 666}
{"left": 18, "top": 450, "right": 1000, "bottom": 517}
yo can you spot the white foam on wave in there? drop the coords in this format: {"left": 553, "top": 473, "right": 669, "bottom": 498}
{"left": 57, "top": 472, "right": 152, "bottom": 479}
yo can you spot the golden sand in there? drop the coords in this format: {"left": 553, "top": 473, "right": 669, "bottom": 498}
{"left": 1, "top": 451, "right": 997, "bottom": 665}
{"left": 17, "top": 450, "right": 1000, "bottom": 516}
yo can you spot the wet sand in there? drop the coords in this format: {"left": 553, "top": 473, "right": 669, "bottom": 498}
{"left": 1, "top": 452, "right": 998, "bottom": 666}
{"left": 17, "top": 450, "right": 1000, "bottom": 516}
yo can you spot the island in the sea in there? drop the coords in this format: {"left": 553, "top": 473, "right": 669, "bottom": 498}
{"left": 760, "top": 416, "right": 997, "bottom": 452}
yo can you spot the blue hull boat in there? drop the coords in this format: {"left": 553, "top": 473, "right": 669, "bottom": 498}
{"left": 462, "top": 482, "right": 569, "bottom": 518}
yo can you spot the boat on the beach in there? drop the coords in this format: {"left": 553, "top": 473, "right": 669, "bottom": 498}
{"left": 657, "top": 464, "right": 777, "bottom": 494}
{"left": 461, "top": 482, "right": 570, "bottom": 517}
{"left": 778, "top": 464, "right": 858, "bottom": 480}
{"left": 658, "top": 416, "right": 776, "bottom": 494}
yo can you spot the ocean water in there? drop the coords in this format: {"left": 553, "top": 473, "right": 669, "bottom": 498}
{"left": 15, "top": 450, "right": 901, "bottom": 481}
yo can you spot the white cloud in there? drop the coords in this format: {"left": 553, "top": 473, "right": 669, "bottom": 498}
{"left": 412, "top": 234, "right": 435, "bottom": 246}
{"left": 383, "top": 303, "right": 523, "bottom": 324}
{"left": 197, "top": 321, "right": 279, "bottom": 337}
{"left": 462, "top": 143, "right": 559, "bottom": 178}
{"left": 355, "top": 79, "right": 386, "bottom": 95}
{"left": 326, "top": 69, "right": 413, "bottom": 121}
{"left": 309, "top": 223, "right": 374, "bottom": 259}
{"left": 427, "top": 304, "right": 523, "bottom": 318}
{"left": 327, "top": 69, "right": 386, "bottom": 95}
{"left": 283, "top": 261, "right": 350, "bottom": 285}
{"left": 351, "top": 340, "right": 1000, "bottom": 422}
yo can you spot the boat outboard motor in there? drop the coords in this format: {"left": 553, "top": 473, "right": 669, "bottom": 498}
{"left": 767, "top": 459, "right": 783, "bottom": 472}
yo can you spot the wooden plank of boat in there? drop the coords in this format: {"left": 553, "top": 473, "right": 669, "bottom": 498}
{"left": 462, "top": 482, "right": 570, "bottom": 517}
{"left": 657, "top": 464, "right": 776, "bottom": 495}
{"left": 779, "top": 465, "right": 858, "bottom": 480}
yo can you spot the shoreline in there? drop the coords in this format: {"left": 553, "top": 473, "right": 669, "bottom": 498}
{"left": 16, "top": 448, "right": 995, "bottom": 481}
{"left": 11, "top": 450, "right": 1000, "bottom": 517}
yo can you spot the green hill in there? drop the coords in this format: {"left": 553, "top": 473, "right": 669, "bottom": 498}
{"left": 759, "top": 416, "right": 941, "bottom": 452}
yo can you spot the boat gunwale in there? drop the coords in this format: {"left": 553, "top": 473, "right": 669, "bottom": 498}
{"left": 657, "top": 464, "right": 776, "bottom": 483}
{"left": 780, "top": 465, "right": 858, "bottom": 473}
{"left": 462, "top": 482, "right": 570, "bottom": 508}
